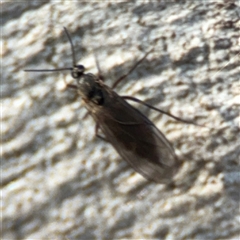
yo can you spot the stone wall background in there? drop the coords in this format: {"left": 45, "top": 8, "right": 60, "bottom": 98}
{"left": 2, "top": 1, "right": 239, "bottom": 239}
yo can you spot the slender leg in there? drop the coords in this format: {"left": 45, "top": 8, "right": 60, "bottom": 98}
{"left": 66, "top": 83, "right": 78, "bottom": 89}
{"left": 94, "top": 53, "right": 105, "bottom": 81}
{"left": 111, "top": 48, "right": 153, "bottom": 89}
{"left": 95, "top": 122, "right": 108, "bottom": 142}
{"left": 122, "top": 95, "right": 209, "bottom": 129}
{"left": 63, "top": 74, "right": 78, "bottom": 90}
{"left": 66, "top": 83, "right": 90, "bottom": 120}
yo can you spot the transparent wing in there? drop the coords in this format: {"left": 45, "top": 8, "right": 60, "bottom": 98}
{"left": 102, "top": 122, "right": 178, "bottom": 183}
{"left": 90, "top": 91, "right": 179, "bottom": 183}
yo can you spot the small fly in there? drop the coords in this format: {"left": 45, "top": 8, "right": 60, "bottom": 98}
{"left": 25, "top": 28, "right": 201, "bottom": 183}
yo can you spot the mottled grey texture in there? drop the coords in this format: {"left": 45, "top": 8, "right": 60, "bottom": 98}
{"left": 2, "top": 1, "right": 240, "bottom": 239}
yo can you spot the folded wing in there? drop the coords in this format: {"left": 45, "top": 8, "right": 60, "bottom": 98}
{"left": 91, "top": 91, "right": 179, "bottom": 183}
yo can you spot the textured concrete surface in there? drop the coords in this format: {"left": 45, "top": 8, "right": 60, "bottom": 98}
{"left": 2, "top": 1, "right": 240, "bottom": 239}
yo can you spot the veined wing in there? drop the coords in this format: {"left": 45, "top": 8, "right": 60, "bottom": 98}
{"left": 89, "top": 90, "right": 179, "bottom": 183}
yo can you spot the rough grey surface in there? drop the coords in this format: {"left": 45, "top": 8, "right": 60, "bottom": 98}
{"left": 2, "top": 1, "right": 240, "bottom": 239}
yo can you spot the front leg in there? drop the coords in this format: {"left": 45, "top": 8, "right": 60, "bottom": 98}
{"left": 95, "top": 122, "right": 108, "bottom": 142}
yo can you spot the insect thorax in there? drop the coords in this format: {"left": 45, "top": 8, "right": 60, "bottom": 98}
{"left": 77, "top": 73, "right": 104, "bottom": 105}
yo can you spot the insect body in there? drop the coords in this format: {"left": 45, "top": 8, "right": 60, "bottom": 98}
{"left": 25, "top": 28, "right": 179, "bottom": 183}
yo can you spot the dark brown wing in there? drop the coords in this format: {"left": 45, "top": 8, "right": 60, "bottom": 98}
{"left": 87, "top": 87, "right": 179, "bottom": 183}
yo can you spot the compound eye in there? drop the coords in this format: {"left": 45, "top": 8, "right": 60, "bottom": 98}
{"left": 71, "top": 64, "right": 85, "bottom": 79}
{"left": 76, "top": 64, "right": 85, "bottom": 72}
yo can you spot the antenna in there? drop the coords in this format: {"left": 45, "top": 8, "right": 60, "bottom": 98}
{"left": 63, "top": 27, "right": 77, "bottom": 67}
{"left": 24, "top": 27, "right": 76, "bottom": 73}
